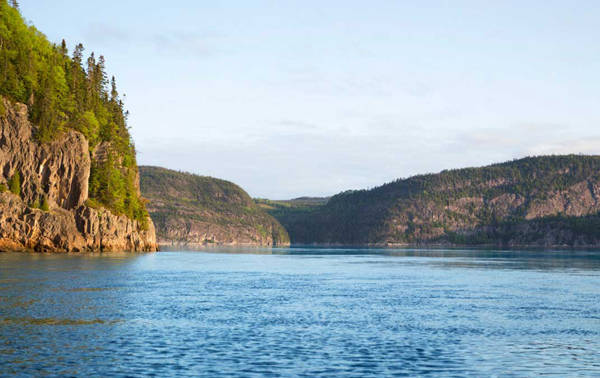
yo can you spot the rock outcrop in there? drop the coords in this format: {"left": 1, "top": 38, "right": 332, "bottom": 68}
{"left": 139, "top": 166, "right": 289, "bottom": 247}
{"left": 0, "top": 98, "right": 157, "bottom": 252}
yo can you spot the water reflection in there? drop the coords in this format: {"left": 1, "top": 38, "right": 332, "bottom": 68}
{"left": 187, "top": 245, "right": 600, "bottom": 271}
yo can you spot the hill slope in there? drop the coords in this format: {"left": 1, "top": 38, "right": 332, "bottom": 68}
{"left": 140, "top": 166, "right": 290, "bottom": 247}
{"left": 269, "top": 155, "right": 600, "bottom": 247}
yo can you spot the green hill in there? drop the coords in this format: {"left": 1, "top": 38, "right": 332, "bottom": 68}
{"left": 265, "top": 155, "right": 600, "bottom": 247}
{"left": 140, "top": 166, "right": 289, "bottom": 247}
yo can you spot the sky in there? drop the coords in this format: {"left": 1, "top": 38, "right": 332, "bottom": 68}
{"left": 19, "top": 0, "right": 600, "bottom": 199}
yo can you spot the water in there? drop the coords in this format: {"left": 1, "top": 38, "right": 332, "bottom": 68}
{"left": 1, "top": 248, "right": 599, "bottom": 376}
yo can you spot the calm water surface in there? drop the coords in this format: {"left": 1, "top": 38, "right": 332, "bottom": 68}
{"left": 0, "top": 248, "right": 599, "bottom": 376}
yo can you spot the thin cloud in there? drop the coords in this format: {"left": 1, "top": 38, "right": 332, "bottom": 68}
{"left": 84, "top": 23, "right": 130, "bottom": 46}
{"left": 151, "top": 31, "right": 221, "bottom": 57}
{"left": 270, "top": 68, "right": 434, "bottom": 98}
{"left": 83, "top": 23, "right": 221, "bottom": 57}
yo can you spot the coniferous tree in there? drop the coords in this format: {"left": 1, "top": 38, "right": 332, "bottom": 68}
{"left": 71, "top": 43, "right": 86, "bottom": 112}
{"left": 86, "top": 52, "right": 96, "bottom": 109}
{"left": 110, "top": 76, "right": 118, "bottom": 102}
{"left": 96, "top": 55, "right": 108, "bottom": 94}
{"left": 72, "top": 44, "right": 84, "bottom": 66}
{"left": 59, "top": 39, "right": 67, "bottom": 55}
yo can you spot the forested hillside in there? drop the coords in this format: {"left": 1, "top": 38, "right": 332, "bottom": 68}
{"left": 0, "top": 0, "right": 147, "bottom": 225}
{"left": 140, "top": 166, "right": 289, "bottom": 246}
{"left": 255, "top": 197, "right": 329, "bottom": 236}
{"left": 270, "top": 155, "right": 600, "bottom": 247}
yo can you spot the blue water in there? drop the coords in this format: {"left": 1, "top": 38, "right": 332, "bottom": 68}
{"left": 1, "top": 248, "right": 599, "bottom": 376}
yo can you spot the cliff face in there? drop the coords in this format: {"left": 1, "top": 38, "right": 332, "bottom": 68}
{"left": 0, "top": 98, "right": 157, "bottom": 252}
{"left": 272, "top": 156, "right": 600, "bottom": 247}
{"left": 139, "top": 166, "right": 289, "bottom": 247}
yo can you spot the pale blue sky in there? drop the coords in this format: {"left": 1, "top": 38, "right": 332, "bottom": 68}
{"left": 20, "top": 1, "right": 600, "bottom": 198}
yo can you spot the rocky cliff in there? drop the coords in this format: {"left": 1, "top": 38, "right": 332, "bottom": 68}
{"left": 139, "top": 166, "right": 289, "bottom": 247}
{"left": 0, "top": 98, "right": 157, "bottom": 252}
{"left": 270, "top": 156, "right": 600, "bottom": 247}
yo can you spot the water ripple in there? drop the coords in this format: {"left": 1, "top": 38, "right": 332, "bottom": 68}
{"left": 0, "top": 249, "right": 599, "bottom": 376}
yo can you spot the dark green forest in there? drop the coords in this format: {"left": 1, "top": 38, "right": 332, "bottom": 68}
{"left": 265, "top": 155, "right": 600, "bottom": 245}
{"left": 140, "top": 166, "right": 290, "bottom": 245}
{"left": 0, "top": 1, "right": 148, "bottom": 226}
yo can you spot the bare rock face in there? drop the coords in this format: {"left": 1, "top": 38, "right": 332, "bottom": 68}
{"left": 157, "top": 216, "right": 287, "bottom": 248}
{"left": 0, "top": 98, "right": 157, "bottom": 252}
{"left": 380, "top": 179, "right": 600, "bottom": 246}
{"left": 526, "top": 181, "right": 600, "bottom": 219}
{"left": 74, "top": 206, "right": 157, "bottom": 252}
{"left": 0, "top": 192, "right": 86, "bottom": 252}
{"left": 0, "top": 102, "right": 89, "bottom": 209}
